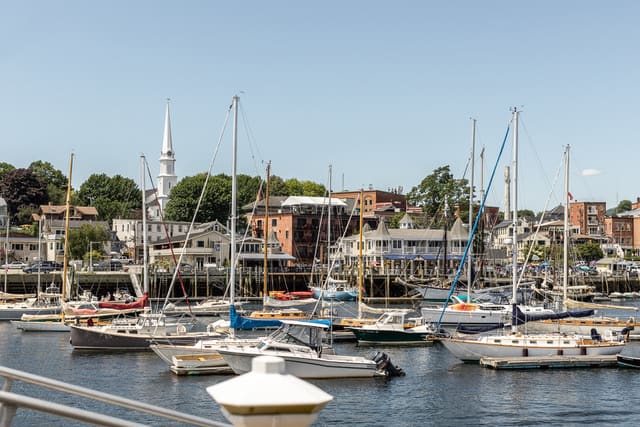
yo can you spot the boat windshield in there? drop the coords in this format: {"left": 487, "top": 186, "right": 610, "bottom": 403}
{"left": 269, "top": 323, "right": 324, "bottom": 349}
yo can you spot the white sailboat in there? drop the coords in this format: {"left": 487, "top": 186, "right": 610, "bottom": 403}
{"left": 439, "top": 110, "right": 627, "bottom": 362}
{"left": 421, "top": 119, "right": 552, "bottom": 329}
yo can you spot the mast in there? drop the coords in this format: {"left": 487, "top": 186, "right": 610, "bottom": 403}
{"left": 141, "top": 155, "right": 149, "bottom": 295}
{"left": 511, "top": 107, "right": 519, "bottom": 331}
{"left": 467, "top": 118, "right": 476, "bottom": 301}
{"left": 327, "top": 165, "right": 332, "bottom": 280}
{"left": 357, "top": 189, "right": 364, "bottom": 319}
{"left": 3, "top": 216, "right": 8, "bottom": 293}
{"left": 61, "top": 153, "right": 74, "bottom": 318}
{"left": 262, "top": 161, "right": 270, "bottom": 305}
{"left": 230, "top": 95, "right": 239, "bottom": 337}
{"left": 563, "top": 145, "right": 570, "bottom": 306}
{"left": 442, "top": 196, "right": 449, "bottom": 279}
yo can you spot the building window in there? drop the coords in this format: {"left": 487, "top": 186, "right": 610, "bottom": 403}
{"left": 197, "top": 240, "right": 205, "bottom": 248}
{"left": 271, "top": 218, "right": 277, "bottom": 227}
{"left": 285, "top": 230, "right": 289, "bottom": 239}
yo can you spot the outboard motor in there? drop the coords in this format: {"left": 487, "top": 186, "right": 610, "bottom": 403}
{"left": 620, "top": 326, "right": 634, "bottom": 342}
{"left": 372, "top": 351, "right": 405, "bottom": 377}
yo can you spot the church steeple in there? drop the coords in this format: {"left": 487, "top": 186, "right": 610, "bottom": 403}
{"left": 157, "top": 99, "right": 177, "bottom": 216}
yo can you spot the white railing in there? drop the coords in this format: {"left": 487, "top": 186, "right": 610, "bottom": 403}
{"left": 0, "top": 366, "right": 230, "bottom": 427}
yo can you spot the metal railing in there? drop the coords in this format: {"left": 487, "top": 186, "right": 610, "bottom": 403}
{"left": 0, "top": 366, "right": 230, "bottom": 427}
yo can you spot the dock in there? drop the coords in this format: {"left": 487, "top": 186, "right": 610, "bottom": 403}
{"left": 479, "top": 355, "right": 618, "bottom": 370}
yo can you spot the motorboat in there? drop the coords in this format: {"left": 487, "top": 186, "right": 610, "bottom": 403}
{"left": 217, "top": 320, "right": 403, "bottom": 378}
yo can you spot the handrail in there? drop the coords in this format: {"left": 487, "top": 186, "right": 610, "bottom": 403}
{"left": 0, "top": 366, "right": 230, "bottom": 427}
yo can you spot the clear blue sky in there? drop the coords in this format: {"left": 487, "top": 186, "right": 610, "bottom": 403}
{"left": 2, "top": 1, "right": 638, "bottom": 213}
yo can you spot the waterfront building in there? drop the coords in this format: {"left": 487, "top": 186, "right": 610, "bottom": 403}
{"left": 569, "top": 201, "right": 606, "bottom": 237}
{"left": 246, "top": 195, "right": 358, "bottom": 266}
{"left": 148, "top": 221, "right": 231, "bottom": 271}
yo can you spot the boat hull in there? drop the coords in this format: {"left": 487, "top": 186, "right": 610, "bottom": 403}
{"left": 617, "top": 354, "right": 640, "bottom": 368}
{"left": 421, "top": 306, "right": 510, "bottom": 327}
{"left": 218, "top": 347, "right": 378, "bottom": 378}
{"left": 69, "top": 325, "right": 211, "bottom": 351}
{"left": 440, "top": 336, "right": 626, "bottom": 362}
{"left": 350, "top": 328, "right": 433, "bottom": 345}
{"left": 11, "top": 320, "right": 70, "bottom": 332}
{"left": 0, "top": 306, "right": 61, "bottom": 321}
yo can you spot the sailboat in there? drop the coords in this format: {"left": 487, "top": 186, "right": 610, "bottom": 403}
{"left": 151, "top": 95, "right": 284, "bottom": 370}
{"left": 69, "top": 155, "right": 218, "bottom": 350}
{"left": 421, "top": 120, "right": 555, "bottom": 329}
{"left": 13, "top": 154, "right": 146, "bottom": 332}
{"left": 310, "top": 166, "right": 358, "bottom": 302}
{"left": 439, "top": 110, "right": 627, "bottom": 362}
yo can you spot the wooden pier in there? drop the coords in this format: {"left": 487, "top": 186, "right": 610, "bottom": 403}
{"left": 480, "top": 354, "right": 618, "bottom": 370}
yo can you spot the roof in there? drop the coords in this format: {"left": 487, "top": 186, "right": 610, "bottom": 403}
{"left": 40, "top": 205, "right": 98, "bottom": 216}
{"left": 281, "top": 196, "right": 347, "bottom": 207}
{"left": 237, "top": 253, "right": 296, "bottom": 261}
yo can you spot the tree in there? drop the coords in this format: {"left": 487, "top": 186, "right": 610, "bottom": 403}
{"left": 67, "top": 224, "right": 111, "bottom": 260}
{"left": 575, "top": 242, "right": 604, "bottom": 262}
{"left": 164, "top": 174, "right": 232, "bottom": 223}
{"left": 77, "top": 174, "right": 141, "bottom": 224}
{"left": 518, "top": 209, "right": 536, "bottom": 221}
{"left": 29, "top": 160, "right": 68, "bottom": 205}
{"left": 616, "top": 200, "right": 632, "bottom": 214}
{"left": 0, "top": 168, "right": 48, "bottom": 224}
{"left": 0, "top": 162, "right": 15, "bottom": 181}
{"left": 406, "top": 165, "right": 469, "bottom": 223}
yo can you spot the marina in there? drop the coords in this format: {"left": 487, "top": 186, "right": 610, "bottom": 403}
{"left": 2, "top": 298, "right": 640, "bottom": 426}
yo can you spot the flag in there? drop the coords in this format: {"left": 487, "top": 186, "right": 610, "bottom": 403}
{"left": 568, "top": 191, "right": 574, "bottom": 201}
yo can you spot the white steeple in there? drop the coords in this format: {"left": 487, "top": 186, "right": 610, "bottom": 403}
{"left": 156, "top": 99, "right": 177, "bottom": 216}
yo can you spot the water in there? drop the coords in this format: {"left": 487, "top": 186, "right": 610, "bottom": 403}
{"left": 2, "top": 308, "right": 640, "bottom": 426}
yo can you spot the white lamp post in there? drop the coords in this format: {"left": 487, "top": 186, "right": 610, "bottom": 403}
{"left": 207, "top": 356, "right": 333, "bottom": 427}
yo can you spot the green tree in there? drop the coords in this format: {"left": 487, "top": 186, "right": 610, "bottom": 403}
{"left": 406, "top": 165, "right": 469, "bottom": 223}
{"left": 518, "top": 209, "right": 536, "bottom": 221}
{"left": 575, "top": 242, "right": 604, "bottom": 262}
{"left": 29, "top": 160, "right": 68, "bottom": 205}
{"left": 0, "top": 168, "right": 48, "bottom": 224}
{"left": 77, "top": 174, "right": 141, "bottom": 224}
{"left": 268, "top": 175, "right": 288, "bottom": 196}
{"left": 165, "top": 174, "right": 232, "bottom": 223}
{"left": 67, "top": 224, "right": 111, "bottom": 260}
{"left": 616, "top": 200, "right": 632, "bottom": 213}
{"left": 0, "top": 162, "right": 15, "bottom": 181}
{"left": 300, "top": 180, "right": 326, "bottom": 196}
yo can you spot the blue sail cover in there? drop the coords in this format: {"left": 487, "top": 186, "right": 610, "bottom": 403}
{"left": 229, "top": 305, "right": 282, "bottom": 330}
{"left": 229, "top": 306, "right": 332, "bottom": 330}
{"left": 512, "top": 306, "right": 594, "bottom": 326}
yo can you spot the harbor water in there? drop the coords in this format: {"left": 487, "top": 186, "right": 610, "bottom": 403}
{"left": 2, "top": 302, "right": 640, "bottom": 426}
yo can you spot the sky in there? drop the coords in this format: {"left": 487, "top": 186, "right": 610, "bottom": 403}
{"left": 2, "top": 1, "right": 639, "bottom": 213}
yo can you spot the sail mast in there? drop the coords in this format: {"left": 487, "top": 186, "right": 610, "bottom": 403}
{"left": 511, "top": 108, "right": 519, "bottom": 331}
{"left": 563, "top": 145, "right": 570, "bottom": 307}
{"left": 61, "top": 153, "right": 74, "bottom": 316}
{"left": 230, "top": 95, "right": 239, "bottom": 337}
{"left": 467, "top": 118, "right": 476, "bottom": 301}
{"left": 262, "top": 161, "right": 270, "bottom": 305}
{"left": 141, "top": 155, "right": 149, "bottom": 295}
{"left": 357, "top": 189, "right": 364, "bottom": 319}
{"left": 328, "top": 165, "right": 332, "bottom": 283}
